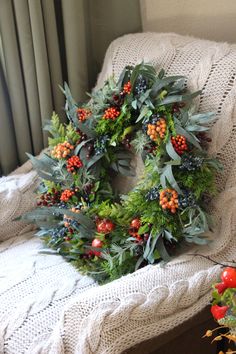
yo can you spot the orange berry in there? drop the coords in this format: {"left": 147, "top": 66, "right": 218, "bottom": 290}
{"left": 159, "top": 189, "right": 179, "bottom": 213}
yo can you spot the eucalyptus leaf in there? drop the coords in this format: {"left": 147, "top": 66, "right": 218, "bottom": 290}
{"left": 135, "top": 256, "right": 144, "bottom": 271}
{"left": 164, "top": 230, "right": 177, "bottom": 242}
{"left": 156, "top": 236, "right": 171, "bottom": 261}
{"left": 150, "top": 75, "right": 184, "bottom": 98}
{"left": 117, "top": 66, "right": 131, "bottom": 88}
{"left": 166, "top": 139, "right": 181, "bottom": 162}
{"left": 190, "top": 112, "right": 215, "bottom": 124}
{"left": 132, "top": 100, "right": 138, "bottom": 109}
{"left": 74, "top": 139, "right": 93, "bottom": 155}
{"left": 87, "top": 153, "right": 104, "bottom": 169}
{"left": 136, "top": 106, "right": 152, "bottom": 123}
{"left": 78, "top": 122, "right": 96, "bottom": 138}
{"left": 61, "top": 83, "right": 78, "bottom": 126}
{"left": 143, "top": 234, "right": 152, "bottom": 259}
{"left": 160, "top": 165, "right": 182, "bottom": 194}
{"left": 159, "top": 90, "right": 201, "bottom": 106}
{"left": 130, "top": 62, "right": 143, "bottom": 86}
{"left": 158, "top": 69, "right": 165, "bottom": 79}
{"left": 147, "top": 232, "right": 161, "bottom": 264}
{"left": 186, "top": 125, "right": 209, "bottom": 132}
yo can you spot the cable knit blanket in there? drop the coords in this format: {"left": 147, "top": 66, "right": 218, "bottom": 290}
{"left": 1, "top": 32, "right": 236, "bottom": 354}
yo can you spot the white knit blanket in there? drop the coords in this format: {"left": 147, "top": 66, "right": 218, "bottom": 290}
{"left": 1, "top": 32, "right": 236, "bottom": 354}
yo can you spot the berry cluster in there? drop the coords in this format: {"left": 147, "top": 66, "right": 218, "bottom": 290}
{"left": 145, "top": 187, "right": 159, "bottom": 201}
{"left": 37, "top": 190, "right": 60, "bottom": 207}
{"left": 159, "top": 189, "right": 178, "bottom": 213}
{"left": 171, "top": 135, "right": 188, "bottom": 155}
{"left": 60, "top": 189, "right": 75, "bottom": 202}
{"left": 77, "top": 108, "right": 91, "bottom": 122}
{"left": 128, "top": 218, "right": 149, "bottom": 243}
{"left": 96, "top": 218, "right": 115, "bottom": 234}
{"left": 103, "top": 107, "right": 120, "bottom": 120}
{"left": 178, "top": 191, "right": 196, "bottom": 208}
{"left": 147, "top": 118, "right": 167, "bottom": 141}
{"left": 135, "top": 75, "right": 147, "bottom": 95}
{"left": 66, "top": 155, "right": 83, "bottom": 173}
{"left": 123, "top": 81, "right": 132, "bottom": 94}
{"left": 180, "top": 155, "right": 203, "bottom": 171}
{"left": 94, "top": 135, "right": 109, "bottom": 155}
{"left": 50, "top": 227, "right": 67, "bottom": 245}
{"left": 51, "top": 141, "right": 74, "bottom": 159}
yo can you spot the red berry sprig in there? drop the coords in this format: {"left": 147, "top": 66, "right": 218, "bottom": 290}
{"left": 103, "top": 107, "right": 120, "bottom": 120}
{"left": 123, "top": 81, "right": 132, "bottom": 94}
{"left": 171, "top": 135, "right": 188, "bottom": 155}
{"left": 77, "top": 108, "right": 91, "bottom": 122}
{"left": 60, "top": 189, "right": 75, "bottom": 202}
{"left": 66, "top": 155, "right": 83, "bottom": 173}
{"left": 159, "top": 189, "right": 178, "bottom": 214}
{"left": 37, "top": 190, "right": 60, "bottom": 207}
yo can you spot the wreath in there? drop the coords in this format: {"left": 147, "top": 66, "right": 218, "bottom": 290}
{"left": 23, "top": 63, "right": 221, "bottom": 283}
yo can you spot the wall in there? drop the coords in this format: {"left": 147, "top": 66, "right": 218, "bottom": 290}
{"left": 140, "top": 0, "right": 236, "bottom": 43}
{"left": 87, "top": 0, "right": 141, "bottom": 87}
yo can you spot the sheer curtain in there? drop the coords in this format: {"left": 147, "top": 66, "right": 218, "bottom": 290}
{"left": 0, "top": 0, "right": 141, "bottom": 175}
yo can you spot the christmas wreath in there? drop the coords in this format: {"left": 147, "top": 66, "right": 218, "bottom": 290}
{"left": 23, "top": 63, "right": 221, "bottom": 283}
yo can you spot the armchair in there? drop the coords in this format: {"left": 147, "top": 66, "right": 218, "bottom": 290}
{"left": 1, "top": 32, "right": 236, "bottom": 354}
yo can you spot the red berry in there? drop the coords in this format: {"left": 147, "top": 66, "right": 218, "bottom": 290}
{"left": 171, "top": 135, "right": 188, "bottom": 155}
{"left": 123, "top": 81, "right": 132, "bottom": 94}
{"left": 97, "top": 220, "right": 107, "bottom": 233}
{"left": 215, "top": 282, "right": 227, "bottom": 294}
{"left": 91, "top": 238, "right": 103, "bottom": 257}
{"left": 221, "top": 267, "right": 236, "bottom": 288}
{"left": 103, "top": 107, "right": 120, "bottom": 120}
{"left": 96, "top": 219, "right": 115, "bottom": 234}
{"left": 130, "top": 218, "right": 141, "bottom": 230}
{"left": 211, "top": 304, "right": 229, "bottom": 320}
{"left": 77, "top": 108, "right": 91, "bottom": 122}
{"left": 105, "top": 220, "right": 115, "bottom": 233}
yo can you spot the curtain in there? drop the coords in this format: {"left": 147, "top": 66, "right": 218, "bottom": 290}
{"left": 0, "top": 0, "right": 141, "bottom": 175}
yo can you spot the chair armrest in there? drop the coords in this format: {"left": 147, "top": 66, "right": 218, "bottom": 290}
{"left": 0, "top": 170, "right": 38, "bottom": 241}
{"left": 34, "top": 261, "right": 220, "bottom": 354}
